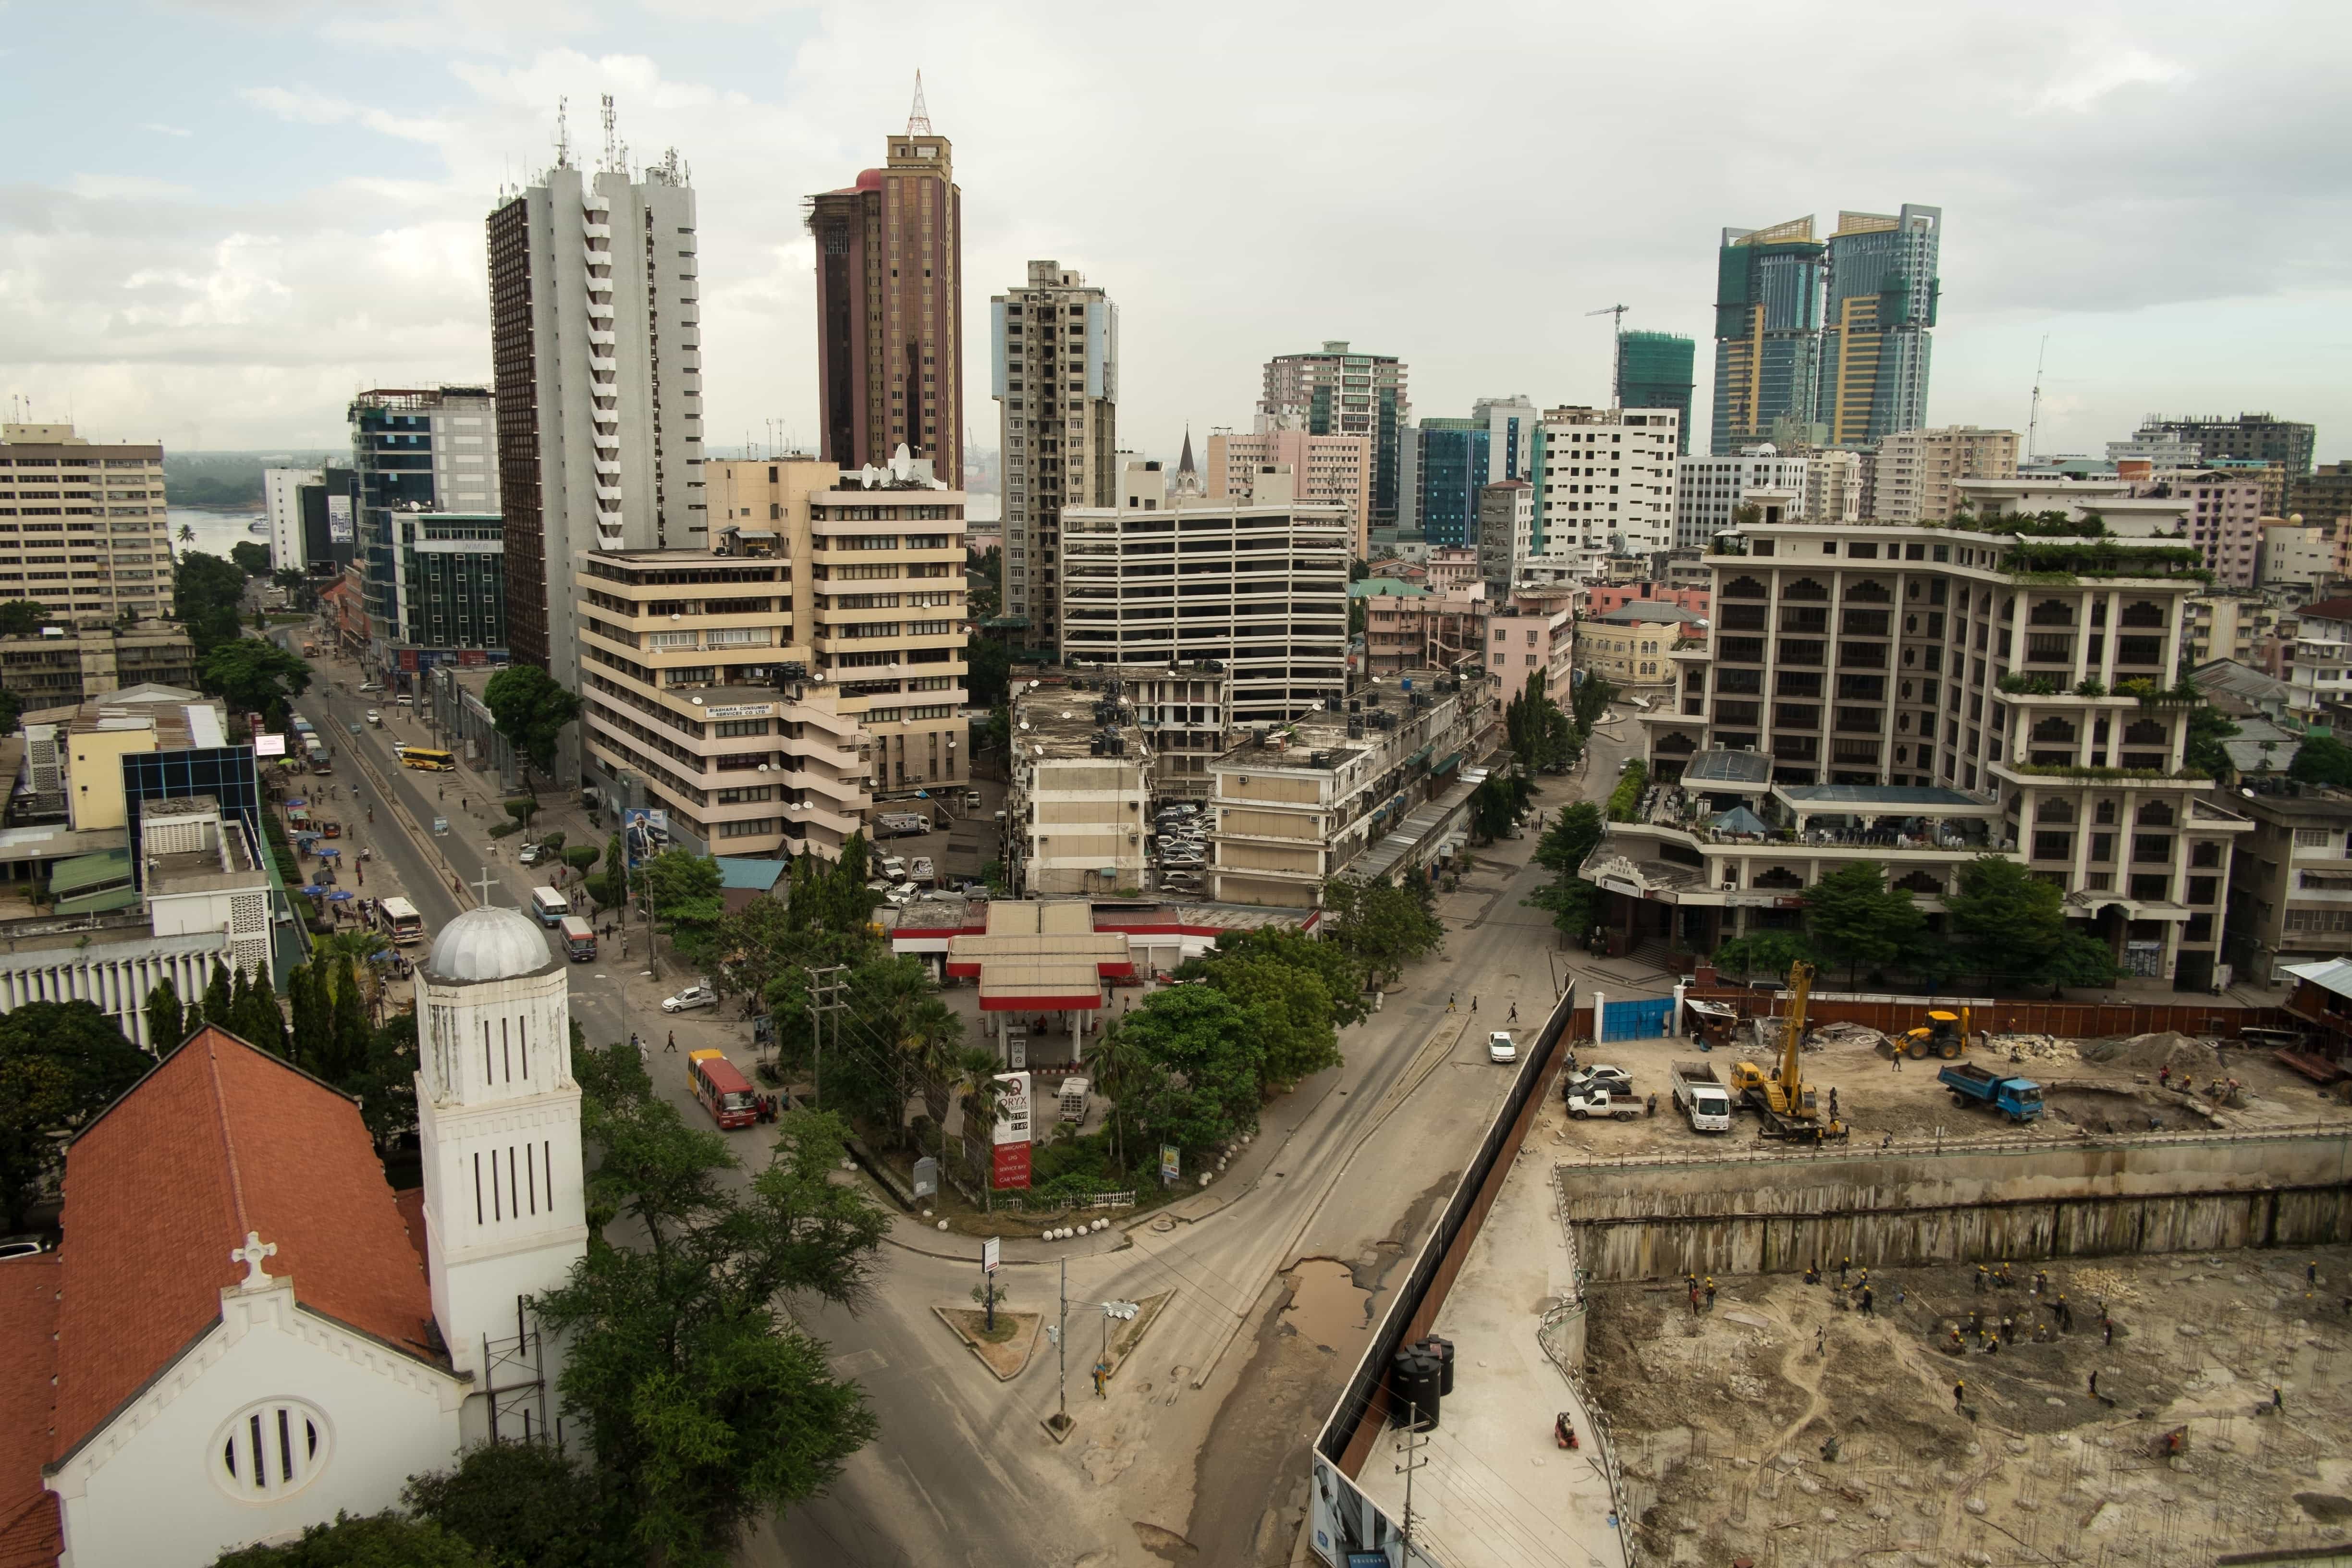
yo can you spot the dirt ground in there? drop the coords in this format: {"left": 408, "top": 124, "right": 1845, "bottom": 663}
{"left": 1553, "top": 1024, "right": 2352, "bottom": 1154}
{"left": 1581, "top": 1248, "right": 2352, "bottom": 1568}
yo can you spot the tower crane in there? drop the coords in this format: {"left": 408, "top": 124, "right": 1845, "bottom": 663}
{"left": 1586, "top": 304, "right": 1630, "bottom": 403}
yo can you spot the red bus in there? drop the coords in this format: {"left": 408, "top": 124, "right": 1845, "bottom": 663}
{"left": 686, "top": 1049, "right": 758, "bottom": 1129}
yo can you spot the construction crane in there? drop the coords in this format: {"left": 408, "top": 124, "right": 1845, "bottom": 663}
{"left": 1730, "top": 960, "right": 1848, "bottom": 1140}
{"left": 1587, "top": 304, "right": 1629, "bottom": 404}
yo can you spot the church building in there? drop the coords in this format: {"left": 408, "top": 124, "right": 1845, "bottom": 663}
{"left": 0, "top": 901, "right": 585, "bottom": 1567}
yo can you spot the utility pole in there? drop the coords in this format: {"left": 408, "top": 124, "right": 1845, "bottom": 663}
{"left": 805, "top": 965, "right": 847, "bottom": 1110}
{"left": 1055, "top": 1258, "right": 1069, "bottom": 1433}
{"left": 1396, "top": 1405, "right": 1429, "bottom": 1552}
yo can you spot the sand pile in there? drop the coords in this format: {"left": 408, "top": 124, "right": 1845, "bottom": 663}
{"left": 2078, "top": 1031, "right": 2221, "bottom": 1077}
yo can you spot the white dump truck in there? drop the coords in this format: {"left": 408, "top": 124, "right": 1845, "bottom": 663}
{"left": 1671, "top": 1060, "right": 1734, "bottom": 1133}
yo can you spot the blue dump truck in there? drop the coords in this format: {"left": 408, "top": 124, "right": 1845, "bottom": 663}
{"left": 1938, "top": 1061, "right": 2045, "bottom": 1124}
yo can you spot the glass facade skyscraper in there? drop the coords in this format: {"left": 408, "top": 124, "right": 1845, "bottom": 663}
{"left": 1408, "top": 419, "right": 1489, "bottom": 548}
{"left": 1710, "top": 218, "right": 1825, "bottom": 455}
{"left": 1818, "top": 206, "right": 1941, "bottom": 448}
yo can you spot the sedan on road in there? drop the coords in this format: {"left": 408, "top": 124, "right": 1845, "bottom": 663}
{"left": 661, "top": 985, "right": 718, "bottom": 1013}
{"left": 1487, "top": 1031, "right": 1518, "bottom": 1064}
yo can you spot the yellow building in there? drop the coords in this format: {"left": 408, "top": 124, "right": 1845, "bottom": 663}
{"left": 1577, "top": 604, "right": 1705, "bottom": 690}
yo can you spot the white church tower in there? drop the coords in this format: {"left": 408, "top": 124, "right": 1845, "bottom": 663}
{"left": 414, "top": 897, "right": 587, "bottom": 1446}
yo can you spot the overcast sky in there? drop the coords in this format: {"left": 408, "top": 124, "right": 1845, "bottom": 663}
{"left": 6, "top": 0, "right": 2348, "bottom": 469}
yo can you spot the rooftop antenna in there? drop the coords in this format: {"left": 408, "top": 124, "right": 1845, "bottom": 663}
{"left": 1586, "top": 304, "right": 1629, "bottom": 404}
{"left": 2025, "top": 334, "right": 2050, "bottom": 465}
{"left": 600, "top": 94, "right": 618, "bottom": 174}
{"left": 907, "top": 71, "right": 933, "bottom": 135}
{"left": 553, "top": 97, "right": 572, "bottom": 170}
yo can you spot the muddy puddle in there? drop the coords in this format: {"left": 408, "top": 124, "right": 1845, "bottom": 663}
{"left": 1282, "top": 1259, "right": 1373, "bottom": 1354}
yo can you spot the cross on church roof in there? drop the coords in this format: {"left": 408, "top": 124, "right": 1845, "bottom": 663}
{"left": 475, "top": 867, "right": 500, "bottom": 909}
{"left": 231, "top": 1230, "right": 278, "bottom": 1290}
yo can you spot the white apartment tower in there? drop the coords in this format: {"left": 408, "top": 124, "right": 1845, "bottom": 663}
{"left": 1531, "top": 406, "right": 1680, "bottom": 572}
{"left": 1060, "top": 454, "right": 1349, "bottom": 723}
{"left": 0, "top": 424, "right": 173, "bottom": 624}
{"left": 991, "top": 260, "right": 1117, "bottom": 650}
{"left": 1676, "top": 445, "right": 1813, "bottom": 549}
{"left": 487, "top": 122, "right": 703, "bottom": 776}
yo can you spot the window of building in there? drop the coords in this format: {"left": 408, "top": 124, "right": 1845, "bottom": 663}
{"left": 214, "top": 1399, "right": 331, "bottom": 1502}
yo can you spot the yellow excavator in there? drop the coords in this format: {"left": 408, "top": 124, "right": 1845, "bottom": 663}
{"left": 1883, "top": 1008, "right": 1974, "bottom": 1060}
{"left": 1730, "top": 960, "right": 1849, "bottom": 1140}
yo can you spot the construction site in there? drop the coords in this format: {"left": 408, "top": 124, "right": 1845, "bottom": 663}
{"left": 1551, "top": 971, "right": 2352, "bottom": 1568}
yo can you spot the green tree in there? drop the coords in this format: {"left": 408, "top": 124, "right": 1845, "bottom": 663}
{"left": 0, "top": 688, "right": 21, "bottom": 736}
{"left": 402, "top": 1437, "right": 629, "bottom": 1568}
{"left": 503, "top": 797, "right": 539, "bottom": 833}
{"left": 1710, "top": 930, "right": 1818, "bottom": 983}
{"left": 1505, "top": 674, "right": 1577, "bottom": 773}
{"left": 1321, "top": 877, "right": 1445, "bottom": 985}
{"left": 483, "top": 664, "right": 582, "bottom": 782}
{"left": 638, "top": 849, "right": 725, "bottom": 967}
{"left": 1526, "top": 802, "right": 1607, "bottom": 940}
{"left": 202, "top": 957, "right": 234, "bottom": 1026}
{"left": 0, "top": 1001, "right": 151, "bottom": 1228}
{"left": 967, "top": 631, "right": 1013, "bottom": 710}
{"left": 1108, "top": 984, "right": 1266, "bottom": 1156}
{"left": 145, "top": 978, "right": 186, "bottom": 1053}
{"left": 199, "top": 637, "right": 313, "bottom": 714}
{"left": 1800, "top": 863, "right": 1924, "bottom": 985}
{"left": 0, "top": 599, "right": 50, "bottom": 636}
{"left": 288, "top": 961, "right": 329, "bottom": 1072}
{"left": 211, "top": 1511, "right": 493, "bottom": 1567}
{"left": 1569, "top": 673, "right": 1619, "bottom": 733}
{"left": 565, "top": 842, "right": 602, "bottom": 875}
{"left": 1193, "top": 926, "right": 1368, "bottom": 1027}
{"left": 231, "top": 963, "right": 287, "bottom": 1056}
{"left": 1199, "top": 950, "right": 1341, "bottom": 1088}
{"left": 1945, "top": 855, "right": 2117, "bottom": 992}
{"left": 350, "top": 1012, "right": 421, "bottom": 1152}
{"left": 1468, "top": 772, "right": 1528, "bottom": 844}
{"left": 2291, "top": 732, "right": 2352, "bottom": 789}
{"left": 2183, "top": 698, "right": 2240, "bottom": 782}
{"left": 1605, "top": 758, "right": 1648, "bottom": 821}
{"left": 536, "top": 1083, "right": 885, "bottom": 1566}
{"left": 174, "top": 551, "right": 252, "bottom": 653}
{"left": 230, "top": 540, "right": 272, "bottom": 576}
{"left": 328, "top": 957, "right": 373, "bottom": 1082}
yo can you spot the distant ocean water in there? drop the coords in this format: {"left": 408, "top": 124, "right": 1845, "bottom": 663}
{"left": 167, "top": 506, "right": 270, "bottom": 561}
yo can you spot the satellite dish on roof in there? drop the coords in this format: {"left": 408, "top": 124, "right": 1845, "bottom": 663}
{"left": 890, "top": 443, "right": 915, "bottom": 482}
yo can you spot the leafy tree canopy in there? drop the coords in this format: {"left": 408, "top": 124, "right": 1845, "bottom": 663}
{"left": 1710, "top": 930, "right": 1818, "bottom": 983}
{"left": 1945, "top": 855, "right": 2116, "bottom": 992}
{"left": 1800, "top": 862, "right": 1924, "bottom": 985}
{"left": 212, "top": 1512, "right": 492, "bottom": 1567}
{"left": 200, "top": 637, "right": 313, "bottom": 714}
{"left": 482, "top": 663, "right": 583, "bottom": 778}
{"left": 0, "top": 600, "right": 52, "bottom": 637}
{"left": 230, "top": 540, "right": 273, "bottom": 576}
{"left": 1320, "top": 877, "right": 1444, "bottom": 984}
{"left": 1104, "top": 983, "right": 1266, "bottom": 1155}
{"left": 0, "top": 1001, "right": 151, "bottom": 1228}
{"left": 2291, "top": 732, "right": 2352, "bottom": 789}
{"left": 402, "top": 1438, "right": 632, "bottom": 1568}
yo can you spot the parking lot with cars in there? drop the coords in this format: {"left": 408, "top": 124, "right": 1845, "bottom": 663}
{"left": 1152, "top": 800, "right": 1205, "bottom": 893}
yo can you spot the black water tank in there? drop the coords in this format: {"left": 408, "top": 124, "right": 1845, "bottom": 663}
{"left": 1389, "top": 1348, "right": 1441, "bottom": 1430}
{"left": 1418, "top": 1335, "right": 1456, "bottom": 1396}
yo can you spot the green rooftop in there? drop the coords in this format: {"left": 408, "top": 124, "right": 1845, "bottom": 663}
{"left": 1349, "top": 578, "right": 1428, "bottom": 599}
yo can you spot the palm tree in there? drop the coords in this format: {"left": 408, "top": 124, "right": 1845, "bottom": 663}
{"left": 1084, "top": 1023, "right": 1150, "bottom": 1178}
{"left": 956, "top": 1047, "right": 1012, "bottom": 1213}
{"left": 312, "top": 928, "right": 389, "bottom": 1006}
{"left": 911, "top": 999, "right": 968, "bottom": 1156}
{"left": 177, "top": 522, "right": 196, "bottom": 558}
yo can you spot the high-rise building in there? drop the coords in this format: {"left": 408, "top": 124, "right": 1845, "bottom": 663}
{"left": 1476, "top": 480, "right": 1534, "bottom": 599}
{"left": 1475, "top": 396, "right": 1541, "bottom": 485}
{"left": 486, "top": 137, "right": 703, "bottom": 772}
{"left": 2291, "top": 462, "right": 2352, "bottom": 531}
{"left": 1060, "top": 455, "right": 1348, "bottom": 723}
{"left": 807, "top": 81, "right": 964, "bottom": 489}
{"left": 1817, "top": 206, "right": 1941, "bottom": 448}
{"left": 1531, "top": 406, "right": 1679, "bottom": 567}
{"left": 1401, "top": 419, "right": 1487, "bottom": 549}
{"left": 2145, "top": 468, "right": 2266, "bottom": 589}
{"left": 262, "top": 466, "right": 319, "bottom": 572}
{"left": 1804, "top": 449, "right": 1863, "bottom": 527}
{"left": 1260, "top": 342, "right": 1409, "bottom": 535}
{"left": 1618, "top": 331, "right": 1697, "bottom": 455}
{"left": 1676, "top": 446, "right": 1812, "bottom": 550}
{"left": 348, "top": 387, "right": 502, "bottom": 693}
{"left": 1865, "top": 426, "right": 2019, "bottom": 523}
{"left": 990, "top": 260, "right": 1115, "bottom": 648}
{"left": 0, "top": 424, "right": 172, "bottom": 624}
{"left": 1207, "top": 427, "right": 1371, "bottom": 560}
{"left": 2136, "top": 413, "right": 2315, "bottom": 479}
{"left": 1710, "top": 218, "right": 1825, "bottom": 454}
{"left": 702, "top": 453, "right": 970, "bottom": 795}
{"left": 1619, "top": 514, "right": 2248, "bottom": 987}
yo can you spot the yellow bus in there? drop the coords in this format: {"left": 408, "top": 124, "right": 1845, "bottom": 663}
{"left": 400, "top": 747, "right": 456, "bottom": 772}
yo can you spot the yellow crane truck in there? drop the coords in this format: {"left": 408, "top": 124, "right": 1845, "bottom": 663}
{"left": 1730, "top": 960, "right": 1849, "bottom": 1141}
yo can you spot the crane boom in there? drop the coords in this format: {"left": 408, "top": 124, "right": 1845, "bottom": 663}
{"left": 1587, "top": 304, "right": 1630, "bottom": 403}
{"left": 1780, "top": 960, "right": 1813, "bottom": 1097}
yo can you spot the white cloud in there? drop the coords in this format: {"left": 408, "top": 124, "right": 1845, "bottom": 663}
{"left": 238, "top": 86, "right": 453, "bottom": 145}
{"left": 66, "top": 174, "right": 197, "bottom": 201}
{"left": 2031, "top": 46, "right": 2191, "bottom": 113}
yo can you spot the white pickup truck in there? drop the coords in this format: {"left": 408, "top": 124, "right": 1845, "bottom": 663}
{"left": 1565, "top": 1086, "right": 1643, "bottom": 1122}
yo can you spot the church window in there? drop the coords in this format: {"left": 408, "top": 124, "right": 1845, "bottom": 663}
{"left": 213, "top": 1399, "right": 330, "bottom": 1501}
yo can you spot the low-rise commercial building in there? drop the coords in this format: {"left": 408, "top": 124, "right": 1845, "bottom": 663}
{"left": 1208, "top": 665, "right": 1495, "bottom": 908}
{"left": 1005, "top": 685, "right": 1152, "bottom": 896}
{"left": 1361, "top": 585, "right": 1483, "bottom": 681}
{"left": 1577, "top": 603, "right": 1703, "bottom": 691}
{"left": 1484, "top": 588, "right": 1575, "bottom": 694}
{"left": 2261, "top": 516, "right": 2336, "bottom": 591}
{"left": 2288, "top": 597, "right": 2352, "bottom": 725}
{"left": 1675, "top": 445, "right": 1809, "bottom": 549}
{"left": 2224, "top": 785, "right": 2352, "bottom": 984}
{"left": 141, "top": 795, "right": 277, "bottom": 983}
{"left": 0, "top": 626, "right": 196, "bottom": 707}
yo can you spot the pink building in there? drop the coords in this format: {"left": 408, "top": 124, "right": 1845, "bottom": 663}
{"left": 1207, "top": 428, "right": 1374, "bottom": 558}
{"left": 2146, "top": 469, "right": 2265, "bottom": 589}
{"left": 1486, "top": 587, "right": 1576, "bottom": 694}
{"left": 1426, "top": 547, "right": 1482, "bottom": 595}
{"left": 1361, "top": 586, "right": 1484, "bottom": 677}
{"left": 1580, "top": 583, "right": 1711, "bottom": 621}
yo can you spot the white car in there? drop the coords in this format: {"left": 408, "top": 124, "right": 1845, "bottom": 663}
{"left": 661, "top": 985, "right": 718, "bottom": 1013}
{"left": 1487, "top": 1031, "right": 1518, "bottom": 1065}
{"left": 517, "top": 843, "right": 545, "bottom": 866}
{"left": 0, "top": 1235, "right": 47, "bottom": 1262}
{"left": 876, "top": 856, "right": 908, "bottom": 882}
{"left": 364, "top": 709, "right": 382, "bottom": 725}
{"left": 908, "top": 856, "right": 934, "bottom": 882}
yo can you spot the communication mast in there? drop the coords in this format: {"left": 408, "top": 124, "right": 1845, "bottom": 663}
{"left": 907, "top": 71, "right": 933, "bottom": 135}
{"left": 2024, "top": 335, "right": 2050, "bottom": 464}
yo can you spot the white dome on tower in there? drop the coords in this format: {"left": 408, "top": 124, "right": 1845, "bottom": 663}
{"left": 424, "top": 905, "right": 557, "bottom": 983}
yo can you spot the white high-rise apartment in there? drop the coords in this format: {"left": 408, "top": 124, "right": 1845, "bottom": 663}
{"left": 262, "top": 466, "right": 320, "bottom": 571}
{"left": 1805, "top": 450, "right": 1862, "bottom": 526}
{"left": 1531, "top": 406, "right": 1679, "bottom": 572}
{"left": 0, "top": 424, "right": 172, "bottom": 624}
{"left": 1675, "top": 445, "right": 1812, "bottom": 548}
{"left": 1865, "top": 426, "right": 2018, "bottom": 523}
{"left": 1060, "top": 455, "right": 1348, "bottom": 723}
{"left": 1475, "top": 395, "right": 1541, "bottom": 484}
{"left": 1206, "top": 426, "right": 1372, "bottom": 559}
{"left": 991, "top": 260, "right": 1117, "bottom": 650}
{"left": 486, "top": 134, "right": 703, "bottom": 774}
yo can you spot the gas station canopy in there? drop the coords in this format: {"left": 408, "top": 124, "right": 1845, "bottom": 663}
{"left": 947, "top": 902, "right": 1134, "bottom": 1011}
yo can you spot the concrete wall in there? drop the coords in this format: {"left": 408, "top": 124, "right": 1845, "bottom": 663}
{"left": 1563, "top": 1131, "right": 2352, "bottom": 1281}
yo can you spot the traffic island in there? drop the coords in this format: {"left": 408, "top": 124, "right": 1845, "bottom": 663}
{"left": 934, "top": 1307, "right": 1041, "bottom": 1381}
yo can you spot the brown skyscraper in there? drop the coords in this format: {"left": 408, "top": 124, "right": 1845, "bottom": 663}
{"left": 806, "top": 78, "right": 963, "bottom": 489}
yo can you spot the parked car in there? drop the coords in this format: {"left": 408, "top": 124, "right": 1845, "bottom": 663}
{"left": 661, "top": 985, "right": 718, "bottom": 1013}
{"left": 877, "top": 855, "right": 908, "bottom": 882}
{"left": 365, "top": 709, "right": 382, "bottom": 726}
{"left": 358, "top": 681, "right": 381, "bottom": 693}
{"left": 1565, "top": 1065, "right": 1634, "bottom": 1099}
{"left": 1487, "top": 1031, "right": 1518, "bottom": 1064}
{"left": 517, "top": 843, "right": 545, "bottom": 866}
{"left": 908, "top": 856, "right": 934, "bottom": 882}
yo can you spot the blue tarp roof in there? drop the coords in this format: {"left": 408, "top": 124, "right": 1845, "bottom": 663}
{"left": 714, "top": 857, "right": 786, "bottom": 893}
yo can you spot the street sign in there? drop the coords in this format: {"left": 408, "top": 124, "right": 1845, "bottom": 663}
{"left": 982, "top": 1236, "right": 1000, "bottom": 1275}
{"left": 1160, "top": 1144, "right": 1180, "bottom": 1185}
{"left": 431, "top": 817, "right": 448, "bottom": 835}
{"left": 912, "top": 1157, "right": 938, "bottom": 1199}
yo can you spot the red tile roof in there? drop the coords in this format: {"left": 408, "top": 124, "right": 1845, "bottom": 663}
{"left": 0, "top": 1256, "right": 61, "bottom": 1568}
{"left": 49, "top": 1028, "right": 439, "bottom": 1465}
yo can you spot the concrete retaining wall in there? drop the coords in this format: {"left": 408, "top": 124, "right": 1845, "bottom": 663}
{"left": 1563, "top": 1131, "right": 2352, "bottom": 1280}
